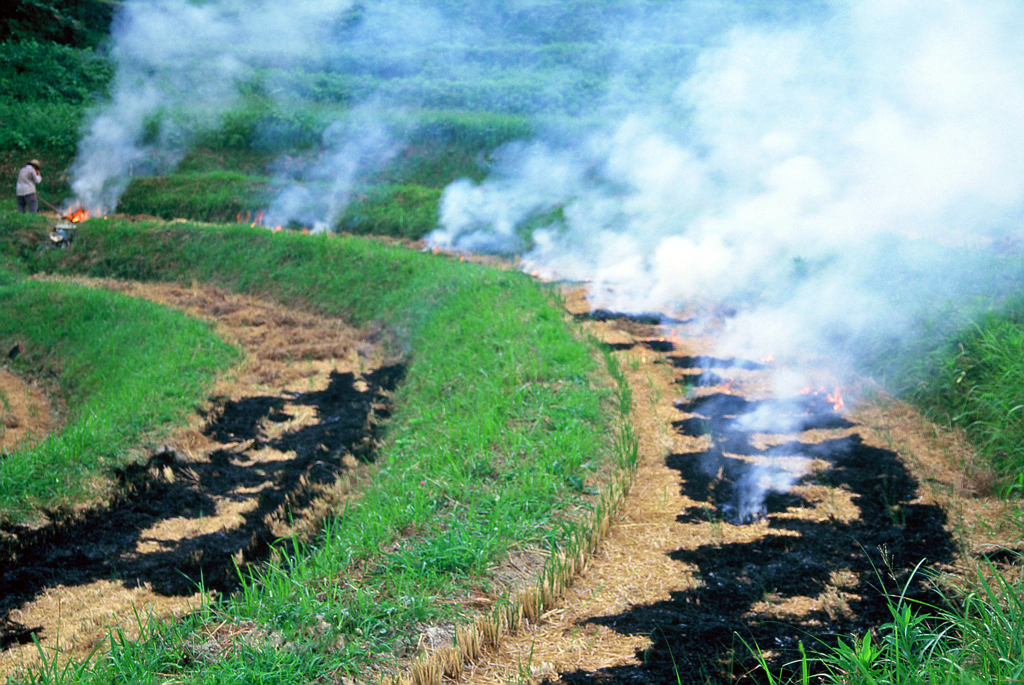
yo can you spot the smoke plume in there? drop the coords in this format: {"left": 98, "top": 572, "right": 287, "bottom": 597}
{"left": 70, "top": 0, "right": 359, "bottom": 212}
{"left": 69, "top": 0, "right": 1024, "bottom": 516}
{"left": 75, "top": 0, "right": 720, "bottom": 224}
{"left": 430, "top": 0, "right": 1024, "bottom": 369}
{"left": 425, "top": 0, "right": 1024, "bottom": 520}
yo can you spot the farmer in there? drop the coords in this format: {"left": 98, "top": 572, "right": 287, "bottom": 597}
{"left": 15, "top": 159, "right": 42, "bottom": 213}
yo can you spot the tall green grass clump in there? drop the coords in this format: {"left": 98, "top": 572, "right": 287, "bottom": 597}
{"left": 0, "top": 278, "right": 238, "bottom": 522}
{"left": 761, "top": 561, "right": 1024, "bottom": 685}
{"left": 337, "top": 184, "right": 442, "bottom": 239}
{"left": 897, "top": 300, "right": 1024, "bottom": 481}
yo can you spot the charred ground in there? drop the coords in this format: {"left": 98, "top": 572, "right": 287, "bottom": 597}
{"left": 458, "top": 296, "right": 1012, "bottom": 685}
{"left": 571, "top": 382, "right": 954, "bottom": 684}
{"left": 0, "top": 280, "right": 399, "bottom": 671}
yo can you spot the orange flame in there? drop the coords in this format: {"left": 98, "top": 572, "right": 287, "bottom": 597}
{"left": 827, "top": 387, "right": 844, "bottom": 412}
{"left": 68, "top": 207, "right": 89, "bottom": 223}
{"left": 800, "top": 384, "right": 844, "bottom": 411}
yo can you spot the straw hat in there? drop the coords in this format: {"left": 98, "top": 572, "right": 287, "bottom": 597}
{"left": 28, "top": 159, "right": 41, "bottom": 170}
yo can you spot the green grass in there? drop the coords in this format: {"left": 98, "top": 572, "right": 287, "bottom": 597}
{"left": 877, "top": 298, "right": 1024, "bottom": 483}
{"left": 0, "top": 215, "right": 621, "bottom": 682}
{"left": 921, "top": 309, "right": 1024, "bottom": 479}
{"left": 337, "top": 184, "right": 442, "bottom": 239}
{"left": 116, "top": 171, "right": 269, "bottom": 222}
{"left": 757, "top": 561, "right": 1024, "bottom": 685}
{"left": 0, "top": 276, "right": 239, "bottom": 523}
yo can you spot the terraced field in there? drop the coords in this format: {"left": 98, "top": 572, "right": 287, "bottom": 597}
{"left": 3, "top": 0, "right": 1024, "bottom": 682}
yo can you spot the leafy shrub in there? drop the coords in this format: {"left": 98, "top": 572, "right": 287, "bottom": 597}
{"left": 0, "top": 0, "right": 114, "bottom": 48}
{"left": 0, "top": 99, "right": 84, "bottom": 153}
{"left": 0, "top": 39, "right": 112, "bottom": 103}
{"left": 191, "top": 103, "right": 325, "bottom": 153}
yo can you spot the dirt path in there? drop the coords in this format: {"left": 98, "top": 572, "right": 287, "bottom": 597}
{"left": 0, "top": 279, "right": 401, "bottom": 676}
{"left": 463, "top": 293, "right": 1020, "bottom": 684}
{"left": 0, "top": 367, "right": 54, "bottom": 455}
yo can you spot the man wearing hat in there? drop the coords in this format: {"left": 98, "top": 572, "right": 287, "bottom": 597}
{"left": 16, "top": 160, "right": 42, "bottom": 213}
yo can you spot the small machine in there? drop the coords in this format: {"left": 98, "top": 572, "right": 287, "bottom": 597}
{"left": 49, "top": 220, "right": 77, "bottom": 248}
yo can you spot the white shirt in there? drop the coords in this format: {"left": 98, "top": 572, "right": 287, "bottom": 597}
{"left": 16, "top": 165, "right": 41, "bottom": 196}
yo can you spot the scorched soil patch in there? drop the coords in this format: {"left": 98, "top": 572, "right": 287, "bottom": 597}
{"left": 0, "top": 278, "right": 400, "bottom": 676}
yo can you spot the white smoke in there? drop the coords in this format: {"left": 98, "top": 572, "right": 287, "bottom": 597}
{"left": 724, "top": 457, "right": 811, "bottom": 524}
{"left": 70, "top": 0, "right": 359, "bottom": 213}
{"left": 262, "top": 104, "right": 401, "bottom": 231}
{"left": 429, "top": 0, "right": 1024, "bottom": 369}
{"left": 71, "top": 0, "right": 803, "bottom": 224}
{"left": 426, "top": 0, "right": 1024, "bottom": 521}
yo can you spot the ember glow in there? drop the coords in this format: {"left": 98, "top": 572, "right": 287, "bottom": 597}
{"left": 800, "top": 385, "right": 844, "bottom": 413}
{"left": 236, "top": 211, "right": 265, "bottom": 227}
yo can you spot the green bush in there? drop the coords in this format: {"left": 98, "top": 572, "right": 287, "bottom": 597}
{"left": 0, "top": 0, "right": 114, "bottom": 48}
{"left": 192, "top": 102, "right": 325, "bottom": 153}
{"left": 0, "top": 39, "right": 112, "bottom": 103}
{"left": 0, "top": 99, "right": 85, "bottom": 153}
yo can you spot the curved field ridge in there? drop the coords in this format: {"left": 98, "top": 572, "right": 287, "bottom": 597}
{"left": 0, "top": 219, "right": 613, "bottom": 682}
{"left": 0, "top": 278, "right": 238, "bottom": 523}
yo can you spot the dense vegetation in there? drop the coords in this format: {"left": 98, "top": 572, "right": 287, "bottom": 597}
{"left": 901, "top": 299, "right": 1024, "bottom": 484}
{"left": 1, "top": 0, "right": 113, "bottom": 48}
